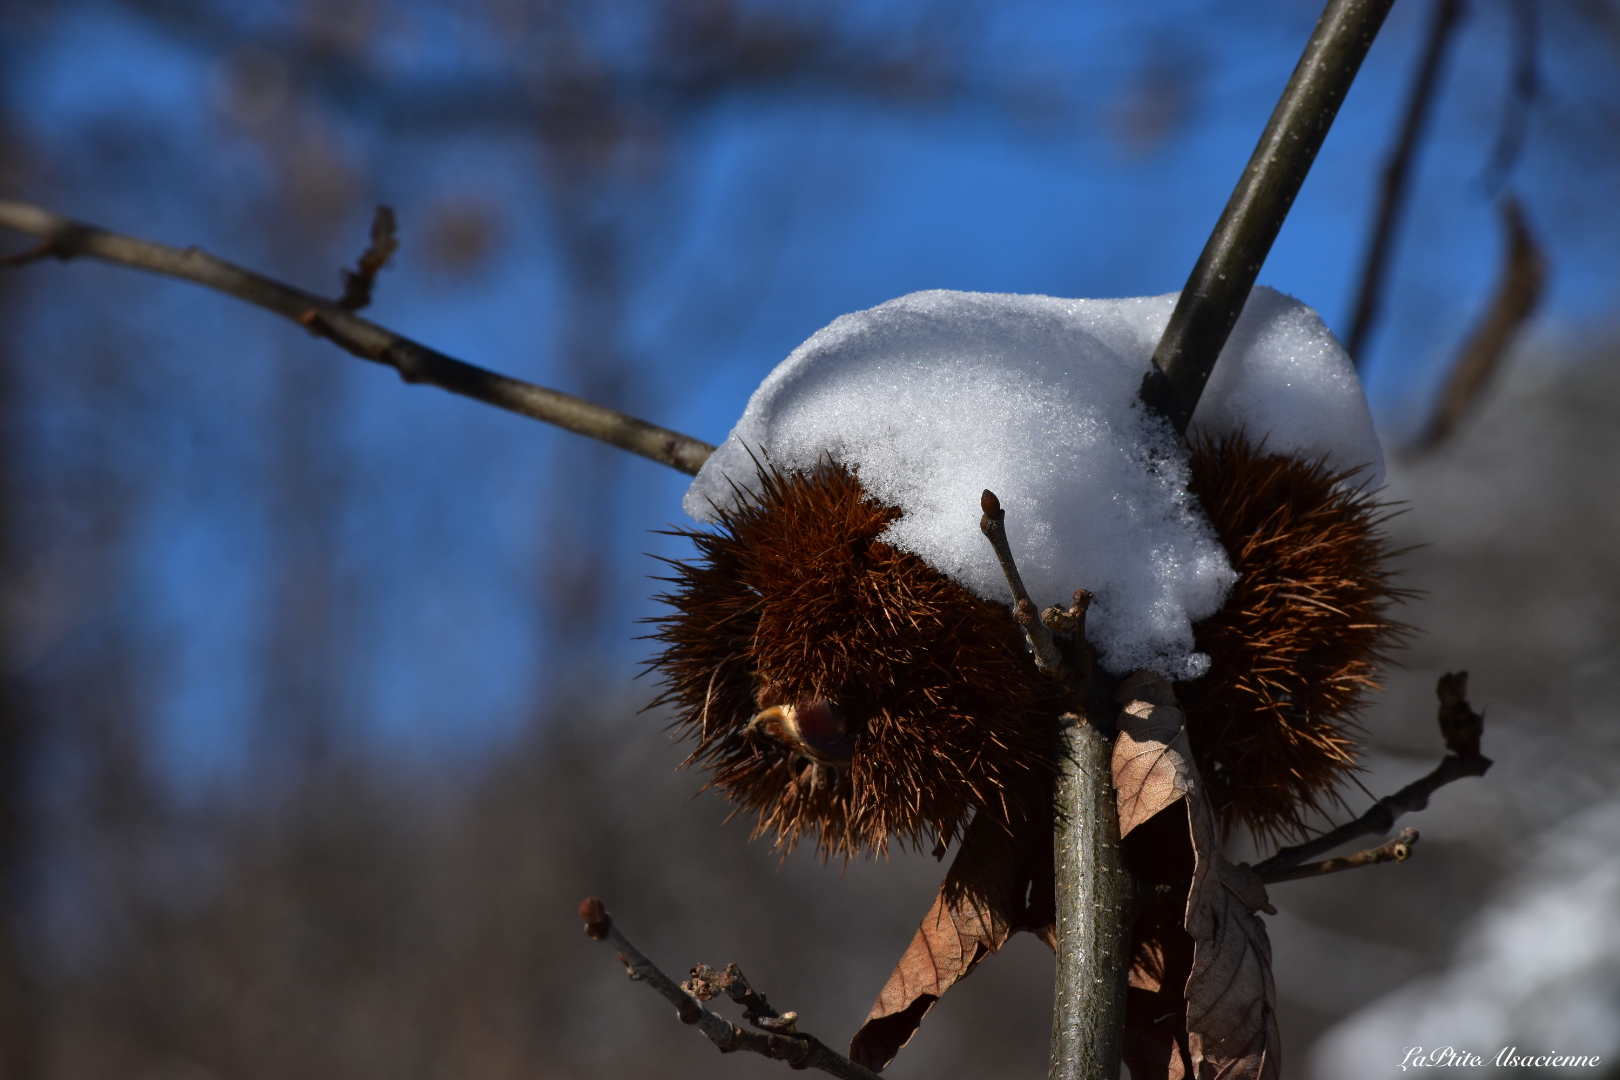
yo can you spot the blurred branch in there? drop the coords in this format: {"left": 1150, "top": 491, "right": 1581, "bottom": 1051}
{"left": 1260, "top": 827, "right": 1418, "bottom": 884}
{"left": 1140, "top": 0, "right": 1396, "bottom": 435}
{"left": 336, "top": 205, "right": 398, "bottom": 313}
{"left": 0, "top": 201, "right": 715, "bottom": 475}
{"left": 1481, "top": 0, "right": 1541, "bottom": 192}
{"left": 1254, "top": 672, "right": 1490, "bottom": 878}
{"left": 115, "top": 0, "right": 986, "bottom": 139}
{"left": 1414, "top": 197, "right": 1547, "bottom": 451}
{"left": 577, "top": 898, "right": 882, "bottom": 1080}
{"left": 1346, "top": 0, "right": 1466, "bottom": 365}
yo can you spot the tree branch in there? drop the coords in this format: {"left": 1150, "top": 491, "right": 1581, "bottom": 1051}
{"left": 975, "top": 492, "right": 1128, "bottom": 1080}
{"left": 577, "top": 898, "right": 881, "bottom": 1080}
{"left": 1260, "top": 827, "right": 1418, "bottom": 884}
{"left": 1254, "top": 672, "right": 1490, "bottom": 878}
{"left": 0, "top": 200, "right": 715, "bottom": 476}
{"left": 336, "top": 205, "right": 399, "bottom": 313}
{"left": 1414, "top": 196, "right": 1546, "bottom": 452}
{"left": 1049, "top": 711, "right": 1133, "bottom": 1080}
{"left": 1346, "top": 0, "right": 1466, "bottom": 365}
{"left": 1140, "top": 0, "right": 1396, "bottom": 434}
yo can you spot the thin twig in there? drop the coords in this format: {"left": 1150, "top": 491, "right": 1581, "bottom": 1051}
{"left": 685, "top": 963, "right": 801, "bottom": 1035}
{"left": 1414, "top": 196, "right": 1546, "bottom": 452}
{"left": 1254, "top": 672, "right": 1490, "bottom": 878}
{"left": 336, "top": 205, "right": 399, "bottom": 312}
{"left": 1346, "top": 0, "right": 1466, "bottom": 365}
{"left": 978, "top": 489, "right": 1066, "bottom": 678}
{"left": 578, "top": 898, "right": 881, "bottom": 1080}
{"left": 0, "top": 200, "right": 715, "bottom": 475}
{"left": 1140, "top": 0, "right": 1396, "bottom": 434}
{"left": 0, "top": 241, "right": 53, "bottom": 267}
{"left": 1260, "top": 827, "right": 1418, "bottom": 884}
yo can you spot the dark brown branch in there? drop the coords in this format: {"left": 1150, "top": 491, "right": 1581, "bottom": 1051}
{"left": 1261, "top": 827, "right": 1418, "bottom": 884}
{"left": 1140, "top": 0, "right": 1396, "bottom": 434}
{"left": 0, "top": 241, "right": 52, "bottom": 268}
{"left": 0, "top": 200, "right": 715, "bottom": 475}
{"left": 336, "top": 205, "right": 399, "bottom": 312}
{"left": 577, "top": 898, "right": 881, "bottom": 1080}
{"left": 1414, "top": 197, "right": 1547, "bottom": 452}
{"left": 1345, "top": 0, "right": 1466, "bottom": 365}
{"left": 1254, "top": 672, "right": 1490, "bottom": 878}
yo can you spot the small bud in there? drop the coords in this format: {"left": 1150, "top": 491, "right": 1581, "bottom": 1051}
{"left": 579, "top": 896, "right": 610, "bottom": 939}
{"left": 980, "top": 489, "right": 1001, "bottom": 515}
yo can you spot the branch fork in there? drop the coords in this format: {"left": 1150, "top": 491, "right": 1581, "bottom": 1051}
{"left": 578, "top": 898, "right": 882, "bottom": 1080}
{"left": 1255, "top": 671, "right": 1492, "bottom": 882}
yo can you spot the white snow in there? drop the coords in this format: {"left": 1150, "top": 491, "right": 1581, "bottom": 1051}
{"left": 1309, "top": 798, "right": 1620, "bottom": 1078}
{"left": 685, "top": 287, "right": 1382, "bottom": 679}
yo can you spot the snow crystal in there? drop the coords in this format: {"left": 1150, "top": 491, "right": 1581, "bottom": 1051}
{"left": 684, "top": 287, "right": 1382, "bottom": 679}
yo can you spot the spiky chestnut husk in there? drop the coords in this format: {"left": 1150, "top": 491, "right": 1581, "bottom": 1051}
{"left": 647, "top": 462, "right": 1061, "bottom": 860}
{"left": 649, "top": 436, "right": 1406, "bottom": 856}
{"left": 1178, "top": 433, "right": 1409, "bottom": 842}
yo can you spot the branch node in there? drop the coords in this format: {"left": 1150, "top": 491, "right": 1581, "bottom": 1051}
{"left": 1260, "top": 828, "right": 1420, "bottom": 885}
{"left": 979, "top": 490, "right": 1070, "bottom": 679}
{"left": 1256, "top": 672, "right": 1489, "bottom": 879}
{"left": 581, "top": 899, "right": 882, "bottom": 1080}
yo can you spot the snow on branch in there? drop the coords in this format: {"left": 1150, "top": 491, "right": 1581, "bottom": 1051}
{"left": 0, "top": 200, "right": 715, "bottom": 475}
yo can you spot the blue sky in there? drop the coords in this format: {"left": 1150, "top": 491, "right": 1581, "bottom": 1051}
{"left": 7, "top": 0, "right": 1616, "bottom": 788}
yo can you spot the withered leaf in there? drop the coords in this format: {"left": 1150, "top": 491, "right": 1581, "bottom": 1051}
{"left": 849, "top": 806, "right": 1052, "bottom": 1073}
{"left": 1113, "top": 697, "right": 1193, "bottom": 838}
{"left": 1115, "top": 672, "right": 1279, "bottom": 1080}
{"left": 1123, "top": 886, "right": 1196, "bottom": 1080}
{"left": 1184, "top": 783, "right": 1279, "bottom": 1080}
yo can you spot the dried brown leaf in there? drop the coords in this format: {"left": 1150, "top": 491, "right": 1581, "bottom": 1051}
{"left": 1114, "top": 698, "right": 1193, "bottom": 837}
{"left": 1116, "top": 673, "right": 1280, "bottom": 1080}
{"left": 849, "top": 806, "right": 1052, "bottom": 1072}
{"left": 1182, "top": 736, "right": 1279, "bottom": 1074}
{"left": 1123, "top": 886, "right": 1196, "bottom": 1080}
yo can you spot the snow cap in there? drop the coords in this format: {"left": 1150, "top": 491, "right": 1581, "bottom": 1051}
{"left": 685, "top": 288, "right": 1382, "bottom": 680}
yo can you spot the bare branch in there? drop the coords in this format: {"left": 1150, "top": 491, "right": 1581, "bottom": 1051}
{"left": 1261, "top": 827, "right": 1418, "bottom": 884}
{"left": 0, "top": 200, "right": 715, "bottom": 475}
{"left": 1346, "top": 0, "right": 1466, "bottom": 365}
{"left": 1254, "top": 672, "right": 1490, "bottom": 878}
{"left": 978, "top": 489, "right": 1067, "bottom": 678}
{"left": 577, "top": 898, "right": 881, "bottom": 1080}
{"left": 1415, "top": 197, "right": 1547, "bottom": 452}
{"left": 973, "top": 495, "right": 1127, "bottom": 1080}
{"left": 1480, "top": 0, "right": 1541, "bottom": 192}
{"left": 1140, "top": 0, "right": 1397, "bottom": 434}
{"left": 684, "top": 963, "right": 802, "bottom": 1036}
{"left": 336, "top": 205, "right": 399, "bottom": 313}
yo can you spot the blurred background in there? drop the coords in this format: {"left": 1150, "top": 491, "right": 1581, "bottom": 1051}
{"left": 1, "top": 0, "right": 1618, "bottom": 1076}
